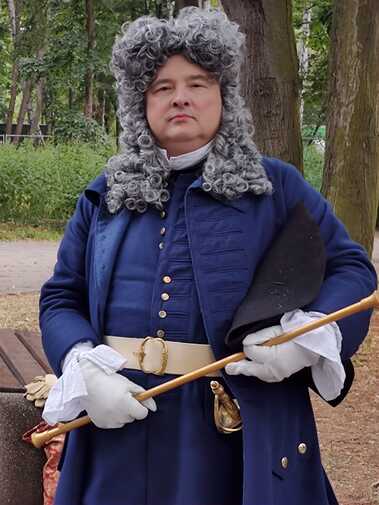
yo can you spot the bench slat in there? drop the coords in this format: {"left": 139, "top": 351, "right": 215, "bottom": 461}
{"left": 0, "top": 329, "right": 51, "bottom": 390}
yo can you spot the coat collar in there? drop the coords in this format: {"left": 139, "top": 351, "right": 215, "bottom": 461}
{"left": 85, "top": 171, "right": 251, "bottom": 214}
{"left": 188, "top": 176, "right": 251, "bottom": 213}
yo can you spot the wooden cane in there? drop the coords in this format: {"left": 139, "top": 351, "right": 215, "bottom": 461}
{"left": 31, "top": 290, "right": 379, "bottom": 448}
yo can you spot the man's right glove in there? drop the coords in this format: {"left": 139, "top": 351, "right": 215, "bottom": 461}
{"left": 79, "top": 358, "right": 156, "bottom": 428}
{"left": 43, "top": 344, "right": 156, "bottom": 428}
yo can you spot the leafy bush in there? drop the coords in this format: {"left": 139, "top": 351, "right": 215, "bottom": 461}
{"left": 0, "top": 142, "right": 114, "bottom": 223}
{"left": 54, "top": 111, "right": 112, "bottom": 150}
{"left": 0, "top": 141, "right": 324, "bottom": 227}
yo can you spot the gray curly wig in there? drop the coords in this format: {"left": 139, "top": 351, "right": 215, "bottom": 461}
{"left": 105, "top": 7, "right": 272, "bottom": 214}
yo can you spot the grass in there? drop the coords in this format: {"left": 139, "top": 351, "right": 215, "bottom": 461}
{"left": 0, "top": 221, "right": 64, "bottom": 241}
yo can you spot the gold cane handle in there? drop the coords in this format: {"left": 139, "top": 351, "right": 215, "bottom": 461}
{"left": 31, "top": 290, "right": 379, "bottom": 448}
{"left": 31, "top": 416, "right": 91, "bottom": 448}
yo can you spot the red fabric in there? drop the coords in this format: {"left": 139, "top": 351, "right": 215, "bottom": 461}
{"left": 23, "top": 422, "right": 65, "bottom": 505}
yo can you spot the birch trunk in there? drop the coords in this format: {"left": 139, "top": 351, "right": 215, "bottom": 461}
{"left": 5, "top": 63, "right": 18, "bottom": 138}
{"left": 5, "top": 0, "right": 20, "bottom": 137}
{"left": 13, "top": 79, "right": 33, "bottom": 143}
{"left": 298, "top": 3, "right": 311, "bottom": 123}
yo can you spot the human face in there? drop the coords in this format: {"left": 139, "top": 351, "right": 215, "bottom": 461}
{"left": 146, "top": 54, "right": 222, "bottom": 157}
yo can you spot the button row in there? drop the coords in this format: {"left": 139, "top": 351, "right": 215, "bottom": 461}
{"left": 157, "top": 211, "right": 167, "bottom": 339}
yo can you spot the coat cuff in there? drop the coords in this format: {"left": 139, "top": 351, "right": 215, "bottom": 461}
{"left": 280, "top": 310, "right": 346, "bottom": 401}
{"left": 43, "top": 344, "right": 128, "bottom": 425}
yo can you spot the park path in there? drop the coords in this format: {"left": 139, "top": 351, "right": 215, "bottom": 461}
{"left": 0, "top": 236, "right": 378, "bottom": 504}
{"left": 0, "top": 240, "right": 60, "bottom": 293}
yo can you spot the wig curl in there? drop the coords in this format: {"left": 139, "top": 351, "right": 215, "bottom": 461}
{"left": 105, "top": 7, "right": 272, "bottom": 214}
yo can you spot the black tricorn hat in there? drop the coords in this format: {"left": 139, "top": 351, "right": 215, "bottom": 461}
{"left": 225, "top": 203, "right": 326, "bottom": 350}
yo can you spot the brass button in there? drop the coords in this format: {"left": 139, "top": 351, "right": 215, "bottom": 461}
{"left": 163, "top": 275, "right": 172, "bottom": 284}
{"left": 160, "top": 227, "right": 166, "bottom": 236}
{"left": 281, "top": 457, "right": 288, "bottom": 469}
{"left": 160, "top": 210, "right": 166, "bottom": 219}
{"left": 161, "top": 292, "right": 170, "bottom": 301}
{"left": 298, "top": 443, "right": 307, "bottom": 455}
{"left": 156, "top": 329, "right": 165, "bottom": 338}
{"left": 159, "top": 310, "right": 167, "bottom": 318}
{"left": 159, "top": 242, "right": 164, "bottom": 250}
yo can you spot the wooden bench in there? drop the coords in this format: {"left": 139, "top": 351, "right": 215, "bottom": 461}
{"left": 0, "top": 329, "right": 52, "bottom": 505}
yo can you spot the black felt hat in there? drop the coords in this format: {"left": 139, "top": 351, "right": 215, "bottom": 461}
{"left": 225, "top": 203, "right": 326, "bottom": 350}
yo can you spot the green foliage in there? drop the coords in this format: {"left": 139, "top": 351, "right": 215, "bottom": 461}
{"left": 0, "top": 4, "right": 12, "bottom": 117}
{"left": 18, "top": 54, "right": 48, "bottom": 81}
{"left": 303, "top": 144, "right": 324, "bottom": 191}
{"left": 53, "top": 111, "right": 113, "bottom": 149}
{"left": 293, "top": 0, "right": 333, "bottom": 127}
{"left": 0, "top": 142, "right": 114, "bottom": 223}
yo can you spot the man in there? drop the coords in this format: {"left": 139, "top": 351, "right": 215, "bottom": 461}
{"left": 40, "top": 7, "right": 376, "bottom": 505}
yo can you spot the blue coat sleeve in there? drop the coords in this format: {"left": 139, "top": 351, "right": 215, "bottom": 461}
{"left": 266, "top": 158, "right": 377, "bottom": 361}
{"left": 40, "top": 194, "right": 100, "bottom": 376}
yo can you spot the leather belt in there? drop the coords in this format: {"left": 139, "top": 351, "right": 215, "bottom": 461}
{"left": 105, "top": 335, "right": 221, "bottom": 377}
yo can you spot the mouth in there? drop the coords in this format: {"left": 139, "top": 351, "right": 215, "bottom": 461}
{"left": 169, "top": 114, "right": 193, "bottom": 121}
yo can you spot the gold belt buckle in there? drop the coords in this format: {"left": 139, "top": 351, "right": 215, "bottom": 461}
{"left": 135, "top": 336, "right": 169, "bottom": 375}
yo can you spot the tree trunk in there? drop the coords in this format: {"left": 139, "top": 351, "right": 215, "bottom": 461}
{"left": 30, "top": 48, "right": 46, "bottom": 137}
{"left": 5, "top": 63, "right": 18, "bottom": 138}
{"left": 5, "top": 0, "right": 20, "bottom": 138}
{"left": 7, "top": 0, "right": 17, "bottom": 38}
{"left": 175, "top": 0, "right": 198, "bottom": 14}
{"left": 13, "top": 79, "right": 33, "bottom": 144}
{"left": 94, "top": 89, "right": 106, "bottom": 127}
{"left": 84, "top": 0, "right": 95, "bottom": 119}
{"left": 322, "top": 0, "right": 379, "bottom": 257}
{"left": 221, "top": 0, "right": 303, "bottom": 171}
{"left": 30, "top": 78, "right": 45, "bottom": 137}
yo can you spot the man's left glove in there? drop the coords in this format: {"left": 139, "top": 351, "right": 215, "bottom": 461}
{"left": 225, "top": 325, "right": 320, "bottom": 381}
{"left": 225, "top": 309, "right": 346, "bottom": 401}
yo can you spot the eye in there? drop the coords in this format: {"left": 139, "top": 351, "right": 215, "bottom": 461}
{"left": 154, "top": 85, "right": 171, "bottom": 93}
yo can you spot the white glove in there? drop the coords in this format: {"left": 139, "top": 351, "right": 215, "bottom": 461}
{"left": 79, "top": 358, "right": 156, "bottom": 429}
{"left": 225, "top": 325, "right": 320, "bottom": 381}
{"left": 43, "top": 344, "right": 156, "bottom": 428}
{"left": 225, "top": 310, "right": 346, "bottom": 401}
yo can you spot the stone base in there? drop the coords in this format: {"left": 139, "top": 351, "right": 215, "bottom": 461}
{"left": 0, "top": 392, "right": 44, "bottom": 505}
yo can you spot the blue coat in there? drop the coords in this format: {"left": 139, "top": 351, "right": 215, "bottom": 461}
{"left": 40, "top": 157, "right": 376, "bottom": 505}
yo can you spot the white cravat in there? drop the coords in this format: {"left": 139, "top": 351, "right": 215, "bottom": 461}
{"left": 158, "top": 140, "right": 213, "bottom": 171}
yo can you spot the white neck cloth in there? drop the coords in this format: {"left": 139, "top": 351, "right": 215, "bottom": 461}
{"left": 158, "top": 140, "right": 213, "bottom": 171}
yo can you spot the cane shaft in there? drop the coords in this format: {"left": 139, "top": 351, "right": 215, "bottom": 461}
{"left": 31, "top": 290, "right": 379, "bottom": 448}
{"left": 31, "top": 352, "right": 244, "bottom": 448}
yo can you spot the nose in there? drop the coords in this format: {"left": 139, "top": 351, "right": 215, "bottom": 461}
{"left": 172, "top": 85, "right": 190, "bottom": 107}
